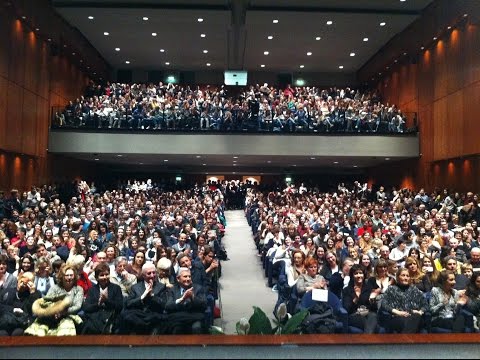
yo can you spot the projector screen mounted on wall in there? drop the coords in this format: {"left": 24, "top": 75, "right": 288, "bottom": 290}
{"left": 224, "top": 70, "right": 248, "bottom": 86}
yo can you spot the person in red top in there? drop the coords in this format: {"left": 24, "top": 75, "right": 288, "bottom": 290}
{"left": 67, "top": 254, "right": 92, "bottom": 298}
{"left": 357, "top": 219, "right": 373, "bottom": 239}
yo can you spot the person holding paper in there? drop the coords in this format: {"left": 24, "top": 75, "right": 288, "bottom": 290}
{"left": 296, "top": 257, "right": 327, "bottom": 298}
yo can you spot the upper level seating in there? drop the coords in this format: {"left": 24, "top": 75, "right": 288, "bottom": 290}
{"left": 52, "top": 82, "right": 416, "bottom": 134}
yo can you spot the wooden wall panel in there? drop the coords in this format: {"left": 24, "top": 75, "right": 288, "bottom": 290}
{"left": 433, "top": 39, "right": 448, "bottom": 101}
{"left": 0, "top": 13, "right": 11, "bottom": 79}
{"left": 8, "top": 20, "right": 25, "bottom": 87}
{"left": 21, "top": 90, "right": 37, "bottom": 155}
{"left": 0, "top": 76, "right": 7, "bottom": 148}
{"left": 5, "top": 82, "right": 23, "bottom": 152}
{"left": 38, "top": 42, "right": 49, "bottom": 99}
{"left": 464, "top": 24, "right": 480, "bottom": 86}
{"left": 462, "top": 83, "right": 480, "bottom": 156}
{"left": 36, "top": 98, "right": 49, "bottom": 157}
{"left": 24, "top": 31, "right": 38, "bottom": 93}
{"left": 418, "top": 49, "right": 435, "bottom": 109}
{"left": 446, "top": 29, "right": 465, "bottom": 95}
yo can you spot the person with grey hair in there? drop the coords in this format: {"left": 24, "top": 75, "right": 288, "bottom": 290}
{"left": 117, "top": 262, "right": 168, "bottom": 335}
{"left": 165, "top": 267, "right": 208, "bottom": 334}
{"left": 109, "top": 256, "right": 137, "bottom": 297}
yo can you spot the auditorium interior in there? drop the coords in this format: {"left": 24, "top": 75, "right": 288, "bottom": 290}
{"left": 1, "top": 0, "right": 480, "bottom": 358}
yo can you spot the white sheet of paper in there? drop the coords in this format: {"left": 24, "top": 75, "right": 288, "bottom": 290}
{"left": 311, "top": 289, "right": 328, "bottom": 302}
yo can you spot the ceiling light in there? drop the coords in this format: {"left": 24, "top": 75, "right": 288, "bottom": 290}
{"left": 125, "top": 60, "right": 130, "bottom": 64}
{"left": 165, "top": 62, "right": 170, "bottom": 65}
{"left": 152, "top": 32, "right": 157, "bottom": 36}
{"left": 307, "top": 52, "right": 312, "bottom": 56}
{"left": 299, "top": 65, "right": 304, "bottom": 68}
{"left": 160, "top": 49, "right": 165, "bottom": 52}
{"left": 64, "top": 45, "right": 67, "bottom": 48}
{"left": 380, "top": 22, "right": 386, "bottom": 26}
{"left": 273, "top": 19, "right": 279, "bottom": 24}
{"left": 117, "top": 154, "right": 123, "bottom": 157}
{"left": 206, "top": 63, "right": 211, "bottom": 66}
{"left": 267, "top": 35, "right": 273, "bottom": 40}
{"left": 363, "top": 37, "right": 369, "bottom": 42}
{"left": 315, "top": 36, "right": 321, "bottom": 40}
{"left": 80, "top": 60, "right": 83, "bottom": 62}
{"left": 200, "top": 33, "right": 206, "bottom": 38}
{"left": 202, "top": 163, "right": 206, "bottom": 166}
{"left": 164, "top": 159, "right": 168, "bottom": 162}
{"left": 400, "top": 0, "right": 406, "bottom": 2}
{"left": 72, "top": 52, "right": 75, "bottom": 55}
{"left": 139, "top": 162, "right": 143, "bottom": 165}
{"left": 326, "top": 20, "right": 333, "bottom": 25}
{"left": 103, "top": 32, "right": 110, "bottom": 36}
{"left": 464, "top": 13, "right": 468, "bottom": 17}
{"left": 115, "top": 47, "right": 120, "bottom": 51}
{"left": 338, "top": 65, "right": 344, "bottom": 69}
{"left": 353, "top": 165, "right": 358, "bottom": 168}
{"left": 47, "top": 38, "right": 51, "bottom": 41}
{"left": 198, "top": 18, "right": 203, "bottom": 22}
{"left": 350, "top": 52, "right": 355, "bottom": 56}
{"left": 264, "top": 51, "right": 269, "bottom": 55}
{"left": 203, "top": 49, "right": 208, "bottom": 53}
{"left": 267, "top": 160, "right": 271, "bottom": 163}
{"left": 94, "top": 158, "right": 99, "bottom": 161}
{"left": 142, "top": 17, "right": 149, "bottom": 21}
{"left": 386, "top": 66, "right": 389, "bottom": 69}
{"left": 21, "top": 16, "right": 26, "bottom": 20}
{"left": 333, "top": 161, "right": 338, "bottom": 164}
{"left": 196, "top": 156, "right": 201, "bottom": 158}
{"left": 394, "top": 59, "right": 398, "bottom": 63}
{"left": 385, "top": 157, "right": 390, "bottom": 160}
{"left": 421, "top": 46, "right": 425, "bottom": 50}
{"left": 233, "top": 160, "right": 237, "bottom": 163}
{"left": 260, "top": 64, "right": 265, "bottom": 68}
{"left": 88, "top": 16, "right": 94, "bottom": 20}
{"left": 310, "top": 157, "right": 316, "bottom": 160}
{"left": 433, "top": 37, "right": 437, "bottom": 40}
{"left": 35, "top": 28, "right": 40, "bottom": 31}
{"left": 447, "top": 26, "right": 452, "bottom": 30}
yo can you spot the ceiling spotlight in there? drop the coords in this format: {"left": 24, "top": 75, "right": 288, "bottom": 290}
{"left": 299, "top": 65, "right": 305, "bottom": 68}
{"left": 117, "top": 154, "right": 123, "bottom": 157}
{"left": 64, "top": 45, "right": 67, "bottom": 48}
{"left": 316, "top": 36, "right": 321, "bottom": 40}
{"left": 94, "top": 158, "right": 99, "bottom": 161}
{"left": 261, "top": 64, "right": 265, "bottom": 68}
{"left": 307, "top": 52, "right": 312, "bottom": 56}
{"left": 35, "top": 28, "right": 40, "bottom": 31}
{"left": 21, "top": 16, "right": 26, "bottom": 20}
{"left": 421, "top": 46, "right": 425, "bottom": 50}
{"left": 268, "top": 35, "right": 273, "bottom": 40}
{"left": 206, "top": 63, "right": 211, "bottom": 66}
{"left": 333, "top": 161, "right": 339, "bottom": 164}
{"left": 160, "top": 49, "right": 165, "bottom": 52}
{"left": 385, "top": 157, "right": 390, "bottom": 160}
{"left": 464, "top": 13, "right": 468, "bottom": 17}
{"left": 202, "top": 163, "right": 206, "bottom": 166}
{"left": 380, "top": 22, "right": 386, "bottom": 26}
{"left": 433, "top": 36, "right": 437, "bottom": 40}
{"left": 394, "top": 59, "right": 398, "bottom": 63}
{"left": 72, "top": 52, "right": 75, "bottom": 55}
{"left": 326, "top": 20, "right": 333, "bottom": 25}
{"left": 363, "top": 37, "right": 369, "bottom": 42}
{"left": 196, "top": 155, "right": 201, "bottom": 158}
{"left": 88, "top": 16, "right": 94, "bottom": 20}
{"left": 165, "top": 62, "right": 170, "bottom": 65}
{"left": 233, "top": 156, "right": 238, "bottom": 159}
{"left": 350, "top": 52, "right": 355, "bottom": 56}
{"left": 447, "top": 26, "right": 452, "bottom": 30}
{"left": 200, "top": 33, "right": 206, "bottom": 38}
{"left": 338, "top": 65, "right": 344, "bottom": 69}
{"left": 142, "top": 17, "right": 149, "bottom": 21}
{"left": 264, "top": 51, "right": 269, "bottom": 55}
{"left": 353, "top": 165, "right": 358, "bottom": 168}
{"left": 203, "top": 49, "right": 208, "bottom": 53}
{"left": 273, "top": 19, "right": 279, "bottom": 24}
{"left": 125, "top": 60, "right": 130, "bottom": 64}
{"left": 115, "top": 47, "right": 120, "bottom": 51}
{"left": 80, "top": 60, "right": 83, "bottom": 62}
{"left": 152, "top": 32, "right": 157, "bottom": 36}
{"left": 47, "top": 38, "right": 51, "bottom": 41}
{"left": 400, "top": 0, "right": 406, "bottom": 2}
{"left": 198, "top": 18, "right": 203, "bottom": 22}
{"left": 103, "top": 32, "right": 109, "bottom": 36}
{"left": 164, "top": 159, "right": 168, "bottom": 162}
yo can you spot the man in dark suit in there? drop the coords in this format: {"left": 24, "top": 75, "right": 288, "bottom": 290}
{"left": 117, "top": 263, "right": 168, "bottom": 334}
{"left": 165, "top": 267, "right": 207, "bottom": 334}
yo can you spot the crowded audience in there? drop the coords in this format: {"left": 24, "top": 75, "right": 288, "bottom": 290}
{"left": 52, "top": 81, "right": 415, "bottom": 134}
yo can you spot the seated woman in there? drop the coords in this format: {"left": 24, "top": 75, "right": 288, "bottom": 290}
{"left": 0, "top": 272, "right": 41, "bottom": 336}
{"left": 342, "top": 264, "right": 378, "bottom": 333}
{"left": 429, "top": 269, "right": 469, "bottom": 332}
{"left": 24, "top": 264, "right": 84, "bottom": 336}
{"left": 126, "top": 250, "right": 146, "bottom": 281}
{"left": 465, "top": 272, "right": 480, "bottom": 319}
{"left": 296, "top": 257, "right": 326, "bottom": 298}
{"left": 34, "top": 257, "right": 55, "bottom": 297}
{"left": 380, "top": 267, "right": 428, "bottom": 333}
{"left": 405, "top": 256, "right": 432, "bottom": 293}
{"left": 367, "top": 259, "right": 394, "bottom": 310}
{"left": 81, "top": 263, "right": 123, "bottom": 334}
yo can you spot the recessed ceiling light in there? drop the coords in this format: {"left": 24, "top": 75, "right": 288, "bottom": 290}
{"left": 380, "top": 22, "right": 386, "bottom": 26}
{"left": 35, "top": 28, "right": 40, "bottom": 31}
{"left": 299, "top": 65, "right": 304, "bottom": 68}
{"left": 203, "top": 49, "right": 208, "bottom": 53}
{"left": 72, "top": 52, "right": 75, "bottom": 55}
{"left": 386, "top": 66, "right": 389, "bottom": 69}
{"left": 164, "top": 159, "right": 168, "bottom": 162}
{"left": 233, "top": 156, "right": 238, "bottom": 159}
{"left": 165, "top": 62, "right": 170, "bottom": 65}
{"left": 196, "top": 155, "right": 201, "bottom": 158}
{"left": 202, "top": 163, "right": 206, "bottom": 166}
{"left": 104, "top": 32, "right": 109, "bottom": 36}
{"left": 447, "top": 26, "right": 452, "bottom": 30}
{"left": 421, "top": 46, "right": 425, "bottom": 50}
{"left": 64, "top": 45, "right": 67, "bottom": 48}
{"left": 260, "top": 64, "right": 265, "bottom": 68}
{"left": 433, "top": 37, "right": 437, "bottom": 40}
{"left": 267, "top": 160, "right": 271, "bottom": 163}
{"left": 125, "top": 60, "right": 130, "bottom": 64}
{"left": 200, "top": 33, "right": 206, "bottom": 38}
{"left": 333, "top": 161, "right": 339, "bottom": 164}
{"left": 307, "top": 52, "right": 312, "bottom": 56}
{"left": 152, "top": 32, "right": 157, "bottom": 36}
{"left": 88, "top": 16, "right": 94, "bottom": 20}
{"left": 363, "top": 37, "right": 369, "bottom": 42}
{"left": 315, "top": 36, "right": 321, "bottom": 40}
{"left": 233, "top": 160, "right": 237, "bottom": 163}
{"left": 198, "top": 18, "right": 203, "bottom": 22}
{"left": 115, "top": 47, "right": 120, "bottom": 51}
{"left": 21, "top": 16, "right": 26, "bottom": 20}
{"left": 160, "top": 49, "right": 165, "bottom": 52}
{"left": 385, "top": 157, "right": 390, "bottom": 160}
{"left": 464, "top": 13, "right": 468, "bottom": 17}
{"left": 310, "top": 157, "right": 316, "bottom": 160}
{"left": 206, "top": 63, "right": 211, "bottom": 66}
{"left": 80, "top": 60, "right": 83, "bottom": 62}
{"left": 143, "top": 17, "right": 149, "bottom": 21}
{"left": 292, "top": 165, "right": 297, "bottom": 167}
{"left": 338, "top": 65, "right": 344, "bottom": 69}
{"left": 273, "top": 19, "right": 279, "bottom": 24}
{"left": 94, "top": 158, "right": 99, "bottom": 161}
{"left": 267, "top": 35, "right": 273, "bottom": 40}
{"left": 379, "top": 72, "right": 382, "bottom": 75}
{"left": 400, "top": 0, "right": 406, "bottom": 2}
{"left": 353, "top": 165, "right": 358, "bottom": 168}
{"left": 350, "top": 52, "right": 355, "bottom": 56}
{"left": 117, "top": 154, "right": 123, "bottom": 157}
{"left": 264, "top": 51, "right": 269, "bottom": 55}
{"left": 139, "top": 162, "right": 143, "bottom": 165}
{"left": 394, "top": 59, "right": 398, "bottom": 63}
{"left": 47, "top": 38, "right": 51, "bottom": 41}
{"left": 326, "top": 20, "right": 333, "bottom": 25}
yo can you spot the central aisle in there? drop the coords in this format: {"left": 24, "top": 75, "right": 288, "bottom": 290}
{"left": 218, "top": 210, "right": 277, "bottom": 334}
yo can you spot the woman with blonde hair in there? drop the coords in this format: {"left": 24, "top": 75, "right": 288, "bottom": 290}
{"left": 405, "top": 256, "right": 432, "bottom": 293}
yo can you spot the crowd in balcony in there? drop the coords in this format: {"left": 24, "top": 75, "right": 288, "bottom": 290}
{"left": 52, "top": 81, "right": 416, "bottom": 134}
{"left": 247, "top": 182, "right": 480, "bottom": 333}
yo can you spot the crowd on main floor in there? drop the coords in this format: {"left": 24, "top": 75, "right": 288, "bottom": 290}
{"left": 52, "top": 81, "right": 416, "bottom": 134}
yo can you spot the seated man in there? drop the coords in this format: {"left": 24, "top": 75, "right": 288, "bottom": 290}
{"left": 109, "top": 256, "right": 137, "bottom": 298}
{"left": 165, "top": 267, "right": 208, "bottom": 334}
{"left": 117, "top": 263, "right": 168, "bottom": 335}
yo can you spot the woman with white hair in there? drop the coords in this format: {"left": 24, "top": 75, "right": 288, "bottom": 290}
{"left": 66, "top": 254, "right": 92, "bottom": 298}
{"left": 157, "top": 257, "right": 174, "bottom": 289}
